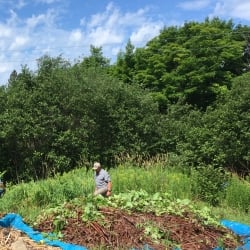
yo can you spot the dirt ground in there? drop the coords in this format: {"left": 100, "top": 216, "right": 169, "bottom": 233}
{"left": 31, "top": 207, "right": 242, "bottom": 250}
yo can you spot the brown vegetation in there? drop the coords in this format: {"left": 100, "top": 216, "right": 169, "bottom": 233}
{"left": 35, "top": 207, "right": 241, "bottom": 250}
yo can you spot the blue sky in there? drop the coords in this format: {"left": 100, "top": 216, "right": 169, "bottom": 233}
{"left": 1, "top": 0, "right": 250, "bottom": 85}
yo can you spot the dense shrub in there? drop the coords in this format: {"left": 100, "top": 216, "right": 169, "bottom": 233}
{"left": 190, "top": 164, "right": 230, "bottom": 206}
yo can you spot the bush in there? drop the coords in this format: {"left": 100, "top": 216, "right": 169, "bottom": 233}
{"left": 191, "top": 164, "right": 229, "bottom": 206}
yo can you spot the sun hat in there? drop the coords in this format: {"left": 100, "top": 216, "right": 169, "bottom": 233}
{"left": 93, "top": 162, "right": 101, "bottom": 170}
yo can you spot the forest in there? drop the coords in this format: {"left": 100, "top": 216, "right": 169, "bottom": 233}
{"left": 0, "top": 17, "right": 250, "bottom": 183}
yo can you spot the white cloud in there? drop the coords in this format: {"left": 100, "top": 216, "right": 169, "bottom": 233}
{"left": 9, "top": 36, "right": 29, "bottom": 50}
{"left": 89, "top": 27, "right": 123, "bottom": 46}
{"left": 0, "top": 0, "right": 26, "bottom": 11}
{"left": 0, "top": 2, "right": 163, "bottom": 85}
{"left": 2, "top": 0, "right": 250, "bottom": 85}
{"left": 80, "top": 18, "right": 85, "bottom": 26}
{"left": 0, "top": 24, "right": 12, "bottom": 38}
{"left": 36, "top": 0, "right": 61, "bottom": 4}
{"left": 0, "top": 9, "right": 62, "bottom": 84}
{"left": 15, "top": 0, "right": 27, "bottom": 9}
{"left": 7, "top": 10, "right": 20, "bottom": 26}
{"left": 69, "top": 29, "right": 82, "bottom": 43}
{"left": 26, "top": 10, "right": 57, "bottom": 29}
{"left": 0, "top": 63, "right": 11, "bottom": 74}
{"left": 130, "top": 23, "right": 162, "bottom": 45}
{"left": 178, "top": 0, "right": 210, "bottom": 11}
{"left": 83, "top": 3, "right": 163, "bottom": 47}
{"left": 0, "top": 1, "right": 166, "bottom": 85}
{"left": 232, "top": 3, "right": 250, "bottom": 20}
{"left": 111, "top": 46, "right": 122, "bottom": 57}
{"left": 117, "top": 8, "right": 150, "bottom": 27}
{"left": 88, "top": 12, "right": 109, "bottom": 29}
{"left": 212, "top": 0, "right": 250, "bottom": 21}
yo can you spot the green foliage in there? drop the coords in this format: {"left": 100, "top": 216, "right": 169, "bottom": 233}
{"left": 0, "top": 168, "right": 93, "bottom": 222}
{"left": 160, "top": 102, "right": 203, "bottom": 155}
{"left": 0, "top": 50, "right": 163, "bottom": 182}
{"left": 41, "top": 231, "right": 63, "bottom": 241}
{"left": 113, "top": 18, "right": 250, "bottom": 109}
{"left": 35, "top": 189, "right": 221, "bottom": 231}
{"left": 112, "top": 39, "right": 136, "bottom": 84}
{"left": 0, "top": 171, "right": 6, "bottom": 179}
{"left": 111, "top": 163, "right": 191, "bottom": 200}
{"left": 107, "top": 190, "right": 208, "bottom": 221}
{"left": 80, "top": 45, "right": 110, "bottom": 69}
{"left": 31, "top": 189, "right": 224, "bottom": 249}
{"left": 141, "top": 221, "right": 166, "bottom": 242}
{"left": 36, "top": 201, "right": 77, "bottom": 234}
{"left": 0, "top": 18, "right": 250, "bottom": 185}
{"left": 191, "top": 165, "right": 230, "bottom": 206}
{"left": 1, "top": 20, "right": 250, "bottom": 183}
{"left": 195, "top": 72, "right": 250, "bottom": 175}
{"left": 169, "top": 72, "right": 250, "bottom": 176}
{"left": 81, "top": 201, "right": 104, "bottom": 222}
{"left": 0, "top": 164, "right": 249, "bottom": 227}
{"left": 225, "top": 176, "right": 250, "bottom": 212}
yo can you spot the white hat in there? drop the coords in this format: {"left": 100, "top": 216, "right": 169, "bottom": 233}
{"left": 92, "top": 162, "right": 101, "bottom": 170}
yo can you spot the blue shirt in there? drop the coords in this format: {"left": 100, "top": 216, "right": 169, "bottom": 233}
{"left": 94, "top": 169, "right": 111, "bottom": 189}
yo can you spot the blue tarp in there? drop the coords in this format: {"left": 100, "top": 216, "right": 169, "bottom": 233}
{"left": 213, "top": 220, "right": 250, "bottom": 250}
{"left": 0, "top": 213, "right": 88, "bottom": 250}
{"left": 220, "top": 220, "right": 250, "bottom": 250}
{"left": 0, "top": 213, "right": 250, "bottom": 250}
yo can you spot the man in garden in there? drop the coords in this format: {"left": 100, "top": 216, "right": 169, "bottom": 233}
{"left": 93, "top": 162, "right": 112, "bottom": 197}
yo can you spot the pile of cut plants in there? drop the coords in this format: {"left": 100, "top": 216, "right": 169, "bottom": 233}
{"left": 31, "top": 190, "right": 243, "bottom": 250}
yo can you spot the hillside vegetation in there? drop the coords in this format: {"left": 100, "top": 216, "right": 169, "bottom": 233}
{"left": 0, "top": 17, "right": 250, "bottom": 248}
{"left": 0, "top": 164, "right": 249, "bottom": 249}
{"left": 0, "top": 18, "right": 250, "bottom": 184}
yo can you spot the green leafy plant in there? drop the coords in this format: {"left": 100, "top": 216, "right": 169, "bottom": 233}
{"left": 143, "top": 222, "right": 165, "bottom": 242}
{"left": 191, "top": 165, "right": 230, "bottom": 206}
{"left": 53, "top": 215, "right": 66, "bottom": 233}
{"left": 81, "top": 202, "right": 104, "bottom": 222}
{"left": 41, "top": 231, "right": 63, "bottom": 241}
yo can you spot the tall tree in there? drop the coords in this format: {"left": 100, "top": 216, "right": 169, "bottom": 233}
{"left": 174, "top": 72, "right": 250, "bottom": 175}
{"left": 113, "top": 39, "right": 136, "bottom": 84}
{"left": 114, "top": 18, "right": 250, "bottom": 110}
{"left": 80, "top": 45, "right": 110, "bottom": 69}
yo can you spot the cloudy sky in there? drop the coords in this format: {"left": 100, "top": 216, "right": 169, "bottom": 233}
{"left": 1, "top": 0, "right": 250, "bottom": 85}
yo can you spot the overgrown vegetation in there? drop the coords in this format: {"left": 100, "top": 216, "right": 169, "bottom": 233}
{"left": 0, "top": 18, "right": 250, "bottom": 184}
{"left": 0, "top": 16, "right": 249, "bottom": 250}
{"left": 0, "top": 162, "right": 248, "bottom": 249}
{"left": 0, "top": 165, "right": 249, "bottom": 226}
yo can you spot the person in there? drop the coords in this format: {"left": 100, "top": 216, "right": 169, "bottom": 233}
{"left": 93, "top": 162, "right": 112, "bottom": 197}
{"left": 0, "top": 179, "right": 5, "bottom": 197}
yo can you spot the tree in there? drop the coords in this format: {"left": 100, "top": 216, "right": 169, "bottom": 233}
{"left": 0, "top": 51, "right": 163, "bottom": 182}
{"left": 113, "top": 39, "right": 136, "bottom": 84}
{"left": 80, "top": 45, "right": 110, "bottom": 69}
{"left": 205, "top": 72, "right": 250, "bottom": 175}
{"left": 174, "top": 72, "right": 250, "bottom": 176}
{"left": 0, "top": 66, "right": 36, "bottom": 181}
{"left": 114, "top": 18, "right": 250, "bottom": 110}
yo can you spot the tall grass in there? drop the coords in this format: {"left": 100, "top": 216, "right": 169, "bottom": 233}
{"left": 0, "top": 168, "right": 94, "bottom": 222}
{"left": 111, "top": 165, "right": 191, "bottom": 199}
{"left": 224, "top": 176, "right": 250, "bottom": 212}
{"left": 0, "top": 162, "right": 249, "bottom": 225}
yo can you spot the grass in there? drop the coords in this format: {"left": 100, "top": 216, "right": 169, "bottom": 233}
{"left": 211, "top": 205, "right": 250, "bottom": 225}
{"left": 0, "top": 164, "right": 249, "bottom": 226}
{"left": 110, "top": 165, "right": 192, "bottom": 200}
